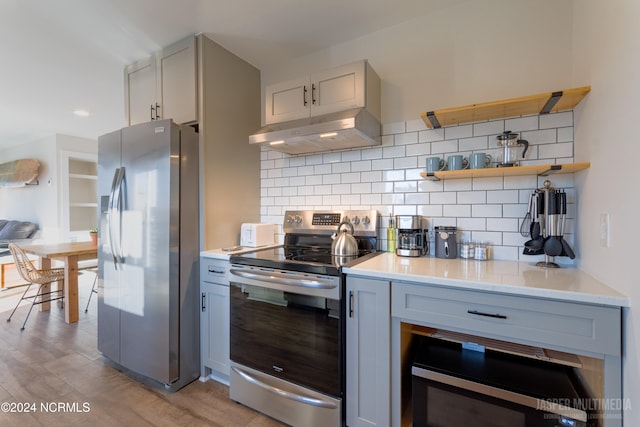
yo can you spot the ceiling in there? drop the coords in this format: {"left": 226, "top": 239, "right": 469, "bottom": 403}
{"left": 0, "top": 0, "right": 451, "bottom": 151}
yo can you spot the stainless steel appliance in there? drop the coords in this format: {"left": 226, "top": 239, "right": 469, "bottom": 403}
{"left": 435, "top": 226, "right": 458, "bottom": 259}
{"left": 97, "top": 119, "right": 199, "bottom": 391}
{"left": 228, "top": 210, "right": 379, "bottom": 427}
{"left": 395, "top": 215, "right": 428, "bottom": 257}
{"left": 496, "top": 130, "right": 529, "bottom": 167}
{"left": 412, "top": 336, "right": 589, "bottom": 427}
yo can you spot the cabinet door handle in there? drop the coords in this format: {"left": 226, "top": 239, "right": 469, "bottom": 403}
{"left": 303, "top": 85, "right": 308, "bottom": 106}
{"left": 201, "top": 292, "right": 206, "bottom": 312}
{"left": 349, "top": 290, "right": 354, "bottom": 318}
{"left": 150, "top": 104, "right": 155, "bottom": 121}
{"left": 467, "top": 310, "right": 507, "bottom": 320}
{"left": 155, "top": 102, "right": 160, "bottom": 120}
{"left": 311, "top": 83, "right": 316, "bottom": 105}
{"left": 208, "top": 268, "right": 225, "bottom": 274}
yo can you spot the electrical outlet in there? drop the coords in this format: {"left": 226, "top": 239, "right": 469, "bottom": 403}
{"left": 600, "top": 213, "right": 610, "bottom": 248}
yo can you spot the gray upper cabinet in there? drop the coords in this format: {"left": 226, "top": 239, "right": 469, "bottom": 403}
{"left": 125, "top": 36, "right": 197, "bottom": 126}
{"left": 264, "top": 60, "right": 381, "bottom": 125}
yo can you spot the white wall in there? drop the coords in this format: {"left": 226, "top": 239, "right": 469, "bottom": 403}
{"left": 260, "top": 0, "right": 637, "bottom": 424}
{"left": 572, "top": 0, "right": 640, "bottom": 424}
{"left": 0, "top": 134, "right": 97, "bottom": 241}
{"left": 0, "top": 135, "right": 58, "bottom": 239}
{"left": 261, "top": 0, "right": 576, "bottom": 125}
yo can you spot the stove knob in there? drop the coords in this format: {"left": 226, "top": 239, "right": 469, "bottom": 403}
{"left": 343, "top": 216, "right": 350, "bottom": 223}
{"left": 362, "top": 216, "right": 371, "bottom": 226}
{"left": 352, "top": 216, "right": 360, "bottom": 225}
{"left": 286, "top": 215, "right": 295, "bottom": 224}
{"left": 294, "top": 215, "right": 302, "bottom": 224}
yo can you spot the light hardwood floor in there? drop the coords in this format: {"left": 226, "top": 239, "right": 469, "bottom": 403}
{"left": 0, "top": 275, "right": 284, "bottom": 426}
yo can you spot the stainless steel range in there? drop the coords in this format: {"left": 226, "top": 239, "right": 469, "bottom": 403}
{"left": 228, "top": 210, "right": 379, "bottom": 427}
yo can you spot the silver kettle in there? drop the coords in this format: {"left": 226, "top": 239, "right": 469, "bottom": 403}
{"left": 331, "top": 220, "right": 359, "bottom": 264}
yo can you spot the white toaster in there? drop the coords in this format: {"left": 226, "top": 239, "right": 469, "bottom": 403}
{"left": 240, "top": 223, "right": 277, "bottom": 247}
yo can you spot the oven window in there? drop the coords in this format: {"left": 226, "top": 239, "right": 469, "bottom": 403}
{"left": 230, "top": 283, "right": 341, "bottom": 397}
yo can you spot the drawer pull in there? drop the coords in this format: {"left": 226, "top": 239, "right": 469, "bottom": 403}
{"left": 208, "top": 268, "right": 225, "bottom": 274}
{"left": 467, "top": 310, "right": 507, "bottom": 320}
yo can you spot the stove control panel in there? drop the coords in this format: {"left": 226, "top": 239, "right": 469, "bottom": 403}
{"left": 283, "top": 210, "right": 379, "bottom": 237}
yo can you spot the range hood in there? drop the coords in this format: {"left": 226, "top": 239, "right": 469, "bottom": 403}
{"left": 249, "top": 108, "right": 381, "bottom": 155}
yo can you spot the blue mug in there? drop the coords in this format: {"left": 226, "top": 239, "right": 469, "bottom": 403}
{"left": 426, "top": 156, "right": 445, "bottom": 173}
{"left": 470, "top": 152, "right": 492, "bottom": 169}
{"left": 447, "top": 155, "right": 469, "bottom": 171}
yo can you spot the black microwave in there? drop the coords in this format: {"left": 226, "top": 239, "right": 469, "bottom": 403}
{"left": 412, "top": 337, "right": 590, "bottom": 427}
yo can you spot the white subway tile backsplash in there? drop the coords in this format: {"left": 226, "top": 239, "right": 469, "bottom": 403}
{"left": 505, "top": 115, "right": 538, "bottom": 132}
{"left": 459, "top": 136, "right": 489, "bottom": 151}
{"left": 539, "top": 111, "right": 573, "bottom": 129}
{"left": 323, "top": 174, "right": 341, "bottom": 185}
{"left": 538, "top": 142, "right": 573, "bottom": 159}
{"left": 419, "top": 128, "right": 446, "bottom": 143}
{"left": 522, "top": 129, "right": 557, "bottom": 145}
{"left": 383, "top": 170, "right": 405, "bottom": 181}
{"left": 487, "top": 190, "right": 519, "bottom": 204}
{"left": 259, "top": 114, "right": 577, "bottom": 261}
{"left": 405, "top": 193, "right": 429, "bottom": 205}
{"left": 371, "top": 159, "right": 394, "bottom": 170}
{"left": 383, "top": 146, "right": 406, "bottom": 158}
{"left": 431, "top": 140, "right": 459, "bottom": 154}
{"left": 487, "top": 218, "right": 519, "bottom": 232}
{"left": 406, "top": 143, "right": 431, "bottom": 157}
{"left": 444, "top": 204, "right": 471, "bottom": 217}
{"left": 472, "top": 176, "right": 503, "bottom": 190}
{"left": 352, "top": 160, "right": 372, "bottom": 172}
{"left": 444, "top": 125, "right": 473, "bottom": 140}
{"left": 395, "top": 132, "right": 418, "bottom": 145}
{"left": 383, "top": 121, "right": 406, "bottom": 135}
{"left": 443, "top": 178, "right": 472, "bottom": 191}
{"left": 351, "top": 182, "right": 372, "bottom": 194}
{"left": 418, "top": 204, "right": 443, "bottom": 217}
{"left": 430, "top": 191, "right": 457, "bottom": 205}
{"left": 503, "top": 175, "right": 537, "bottom": 189}
{"left": 458, "top": 191, "right": 487, "bottom": 204}
{"left": 407, "top": 119, "right": 428, "bottom": 132}
{"left": 473, "top": 120, "right": 505, "bottom": 136}
{"left": 457, "top": 217, "right": 486, "bottom": 231}
{"left": 472, "top": 204, "right": 502, "bottom": 217}
{"left": 361, "top": 147, "right": 383, "bottom": 160}
{"left": 361, "top": 171, "right": 383, "bottom": 183}
{"left": 394, "top": 156, "right": 418, "bottom": 169}
{"left": 557, "top": 127, "right": 573, "bottom": 143}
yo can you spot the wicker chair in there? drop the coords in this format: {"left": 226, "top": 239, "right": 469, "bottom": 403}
{"left": 6, "top": 243, "right": 65, "bottom": 330}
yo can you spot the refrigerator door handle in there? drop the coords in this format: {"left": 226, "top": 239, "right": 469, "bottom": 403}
{"left": 108, "top": 168, "right": 120, "bottom": 268}
{"left": 113, "top": 167, "right": 126, "bottom": 264}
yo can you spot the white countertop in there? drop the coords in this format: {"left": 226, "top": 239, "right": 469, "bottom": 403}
{"left": 201, "top": 245, "right": 280, "bottom": 260}
{"left": 343, "top": 253, "right": 629, "bottom": 308}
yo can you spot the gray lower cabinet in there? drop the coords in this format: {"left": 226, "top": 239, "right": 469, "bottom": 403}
{"left": 391, "top": 280, "right": 623, "bottom": 427}
{"left": 200, "top": 258, "right": 230, "bottom": 383}
{"left": 346, "top": 276, "right": 391, "bottom": 427}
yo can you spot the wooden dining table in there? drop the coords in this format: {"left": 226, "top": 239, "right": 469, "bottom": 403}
{"left": 20, "top": 241, "right": 98, "bottom": 324}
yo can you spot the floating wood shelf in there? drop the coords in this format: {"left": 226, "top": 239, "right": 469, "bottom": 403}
{"left": 421, "top": 86, "right": 591, "bottom": 129}
{"left": 420, "top": 162, "right": 590, "bottom": 181}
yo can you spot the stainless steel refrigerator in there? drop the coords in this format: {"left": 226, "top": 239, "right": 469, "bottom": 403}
{"left": 97, "top": 119, "right": 199, "bottom": 391}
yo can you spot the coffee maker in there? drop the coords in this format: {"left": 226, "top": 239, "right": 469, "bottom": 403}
{"left": 395, "top": 216, "right": 428, "bottom": 257}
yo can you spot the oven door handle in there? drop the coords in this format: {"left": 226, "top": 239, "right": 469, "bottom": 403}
{"left": 229, "top": 268, "right": 338, "bottom": 290}
{"left": 231, "top": 366, "right": 338, "bottom": 409}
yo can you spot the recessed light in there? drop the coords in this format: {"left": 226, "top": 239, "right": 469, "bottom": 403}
{"left": 270, "top": 140, "right": 285, "bottom": 145}
{"left": 73, "top": 109, "right": 90, "bottom": 117}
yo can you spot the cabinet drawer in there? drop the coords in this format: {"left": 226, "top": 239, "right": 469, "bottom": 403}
{"left": 200, "top": 259, "right": 229, "bottom": 285}
{"left": 392, "top": 282, "right": 621, "bottom": 356}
